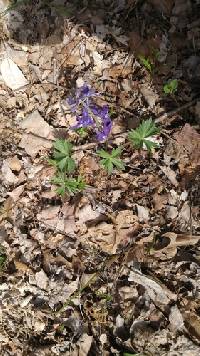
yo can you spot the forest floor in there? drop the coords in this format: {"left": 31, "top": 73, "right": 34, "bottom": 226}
{"left": 0, "top": 1, "right": 200, "bottom": 355}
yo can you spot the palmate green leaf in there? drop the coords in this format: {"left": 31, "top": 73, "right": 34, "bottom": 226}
{"left": 137, "top": 118, "right": 160, "bottom": 138}
{"left": 128, "top": 119, "right": 160, "bottom": 151}
{"left": 97, "top": 149, "right": 112, "bottom": 159}
{"left": 111, "top": 158, "right": 125, "bottom": 170}
{"left": 52, "top": 139, "right": 75, "bottom": 173}
{"left": 51, "top": 174, "right": 86, "bottom": 196}
{"left": 103, "top": 159, "right": 113, "bottom": 175}
{"left": 97, "top": 147, "right": 122, "bottom": 159}
{"left": 57, "top": 157, "right": 76, "bottom": 173}
{"left": 143, "top": 139, "right": 158, "bottom": 151}
{"left": 97, "top": 147, "right": 124, "bottom": 174}
{"left": 53, "top": 139, "right": 73, "bottom": 156}
{"left": 110, "top": 147, "right": 122, "bottom": 157}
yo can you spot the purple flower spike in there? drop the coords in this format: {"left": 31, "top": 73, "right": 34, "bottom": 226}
{"left": 77, "top": 84, "right": 97, "bottom": 100}
{"left": 71, "top": 108, "right": 94, "bottom": 130}
{"left": 67, "top": 84, "right": 112, "bottom": 141}
{"left": 67, "top": 84, "right": 99, "bottom": 114}
{"left": 95, "top": 106, "right": 112, "bottom": 141}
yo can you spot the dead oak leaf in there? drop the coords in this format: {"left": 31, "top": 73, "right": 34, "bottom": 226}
{"left": 165, "top": 124, "right": 200, "bottom": 186}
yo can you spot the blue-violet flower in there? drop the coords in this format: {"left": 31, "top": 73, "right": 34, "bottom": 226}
{"left": 67, "top": 84, "right": 112, "bottom": 142}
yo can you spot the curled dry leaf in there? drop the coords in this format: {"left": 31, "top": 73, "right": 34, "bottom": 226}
{"left": 128, "top": 269, "right": 176, "bottom": 310}
{"left": 83, "top": 210, "right": 140, "bottom": 253}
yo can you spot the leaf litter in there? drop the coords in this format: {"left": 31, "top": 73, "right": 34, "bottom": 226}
{"left": 0, "top": 0, "right": 200, "bottom": 355}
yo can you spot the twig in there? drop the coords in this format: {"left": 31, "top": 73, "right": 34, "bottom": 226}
{"left": 155, "top": 98, "right": 199, "bottom": 124}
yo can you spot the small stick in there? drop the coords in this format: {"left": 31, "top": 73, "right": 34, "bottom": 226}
{"left": 155, "top": 98, "right": 199, "bottom": 124}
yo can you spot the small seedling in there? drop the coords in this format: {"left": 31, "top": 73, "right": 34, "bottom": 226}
{"left": 163, "top": 79, "right": 178, "bottom": 95}
{"left": 138, "top": 55, "right": 153, "bottom": 72}
{"left": 49, "top": 139, "right": 75, "bottom": 173}
{"left": 128, "top": 118, "right": 160, "bottom": 151}
{"left": 75, "top": 127, "right": 88, "bottom": 138}
{"left": 51, "top": 173, "right": 86, "bottom": 196}
{"left": 97, "top": 147, "right": 125, "bottom": 175}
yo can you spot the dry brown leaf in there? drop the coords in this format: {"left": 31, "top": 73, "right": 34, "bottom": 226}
{"left": 165, "top": 124, "right": 200, "bottom": 186}
{"left": 8, "top": 185, "right": 24, "bottom": 202}
{"left": 148, "top": 0, "right": 174, "bottom": 15}
{"left": 37, "top": 204, "right": 76, "bottom": 235}
{"left": 0, "top": 196, "right": 14, "bottom": 222}
{"left": 76, "top": 200, "right": 104, "bottom": 226}
{"left": 1, "top": 160, "right": 18, "bottom": 185}
{"left": 136, "top": 204, "right": 150, "bottom": 222}
{"left": 71, "top": 333, "right": 93, "bottom": 356}
{"left": 153, "top": 192, "right": 168, "bottom": 211}
{"left": 153, "top": 232, "right": 200, "bottom": 260}
{"left": 14, "top": 260, "right": 33, "bottom": 274}
{"left": 183, "top": 311, "right": 200, "bottom": 342}
{"left": 7, "top": 156, "right": 22, "bottom": 172}
{"left": 169, "top": 305, "right": 185, "bottom": 332}
{"left": 140, "top": 85, "right": 159, "bottom": 108}
{"left": 129, "top": 31, "right": 161, "bottom": 58}
{"left": 160, "top": 165, "right": 179, "bottom": 187}
{"left": 103, "top": 65, "right": 132, "bottom": 79}
{"left": 128, "top": 269, "right": 176, "bottom": 309}
{"left": 19, "top": 133, "right": 52, "bottom": 157}
{"left": 20, "top": 110, "right": 53, "bottom": 139}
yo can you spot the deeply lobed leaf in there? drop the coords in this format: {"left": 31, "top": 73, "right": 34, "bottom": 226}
{"left": 128, "top": 119, "right": 160, "bottom": 151}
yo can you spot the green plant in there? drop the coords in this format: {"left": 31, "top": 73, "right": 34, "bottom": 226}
{"left": 128, "top": 118, "right": 160, "bottom": 151}
{"left": 51, "top": 174, "right": 86, "bottom": 196}
{"left": 48, "top": 139, "right": 86, "bottom": 196}
{"left": 75, "top": 127, "right": 88, "bottom": 138}
{"left": 97, "top": 147, "right": 125, "bottom": 175}
{"left": 163, "top": 79, "right": 178, "bottom": 95}
{"left": 138, "top": 55, "right": 153, "bottom": 72}
{"left": 49, "top": 139, "right": 75, "bottom": 173}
